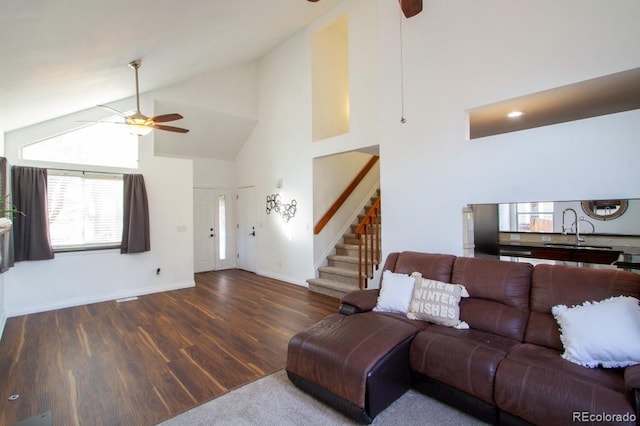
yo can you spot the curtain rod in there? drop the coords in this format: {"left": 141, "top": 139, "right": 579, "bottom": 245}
{"left": 46, "top": 167, "right": 126, "bottom": 176}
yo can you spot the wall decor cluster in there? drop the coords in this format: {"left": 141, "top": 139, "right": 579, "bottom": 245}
{"left": 266, "top": 194, "right": 297, "bottom": 223}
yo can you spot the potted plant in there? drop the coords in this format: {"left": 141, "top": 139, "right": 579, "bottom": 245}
{"left": 0, "top": 194, "right": 23, "bottom": 229}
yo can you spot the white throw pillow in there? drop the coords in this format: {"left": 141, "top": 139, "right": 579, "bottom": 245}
{"left": 551, "top": 295, "right": 640, "bottom": 368}
{"left": 373, "top": 270, "right": 419, "bottom": 314}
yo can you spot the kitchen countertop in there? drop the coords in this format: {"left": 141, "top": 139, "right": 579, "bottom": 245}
{"left": 499, "top": 241, "right": 640, "bottom": 255}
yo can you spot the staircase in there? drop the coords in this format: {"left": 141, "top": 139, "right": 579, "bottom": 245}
{"left": 307, "top": 191, "right": 381, "bottom": 299}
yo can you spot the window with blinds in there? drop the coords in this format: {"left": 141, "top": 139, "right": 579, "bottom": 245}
{"left": 47, "top": 171, "right": 123, "bottom": 250}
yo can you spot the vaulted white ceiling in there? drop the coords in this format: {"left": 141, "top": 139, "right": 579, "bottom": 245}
{"left": 0, "top": 0, "right": 342, "bottom": 135}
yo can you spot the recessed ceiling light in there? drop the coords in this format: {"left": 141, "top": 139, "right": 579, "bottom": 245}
{"left": 507, "top": 111, "right": 524, "bottom": 118}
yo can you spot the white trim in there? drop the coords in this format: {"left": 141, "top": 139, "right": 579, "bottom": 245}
{"left": 257, "top": 270, "right": 308, "bottom": 288}
{"left": 5, "top": 280, "right": 195, "bottom": 317}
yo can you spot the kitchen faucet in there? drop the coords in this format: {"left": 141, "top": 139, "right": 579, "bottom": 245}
{"left": 562, "top": 208, "right": 585, "bottom": 245}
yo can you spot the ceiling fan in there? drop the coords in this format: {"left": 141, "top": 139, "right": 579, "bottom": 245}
{"left": 97, "top": 59, "right": 189, "bottom": 136}
{"left": 307, "top": 0, "right": 422, "bottom": 18}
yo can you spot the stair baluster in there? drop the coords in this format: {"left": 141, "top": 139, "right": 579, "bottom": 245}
{"left": 355, "top": 197, "right": 381, "bottom": 289}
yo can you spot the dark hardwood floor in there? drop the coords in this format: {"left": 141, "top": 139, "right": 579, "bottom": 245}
{"left": 0, "top": 270, "right": 339, "bottom": 425}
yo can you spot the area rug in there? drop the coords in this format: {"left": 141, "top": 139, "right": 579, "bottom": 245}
{"left": 157, "top": 370, "right": 488, "bottom": 425}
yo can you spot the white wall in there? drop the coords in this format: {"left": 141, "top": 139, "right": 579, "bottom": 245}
{"left": 193, "top": 157, "right": 236, "bottom": 189}
{"left": 311, "top": 0, "right": 380, "bottom": 159}
{"left": 3, "top": 97, "right": 195, "bottom": 316}
{"left": 154, "top": 63, "right": 259, "bottom": 120}
{"left": 235, "top": 0, "right": 380, "bottom": 286}
{"left": 377, "top": 0, "right": 640, "bottom": 256}
{"left": 313, "top": 151, "right": 373, "bottom": 221}
{"left": 235, "top": 29, "right": 314, "bottom": 285}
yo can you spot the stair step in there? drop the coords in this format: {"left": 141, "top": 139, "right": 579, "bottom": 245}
{"left": 307, "top": 278, "right": 360, "bottom": 299}
{"left": 351, "top": 223, "right": 381, "bottom": 233}
{"left": 357, "top": 214, "right": 382, "bottom": 224}
{"left": 318, "top": 266, "right": 360, "bottom": 285}
{"left": 328, "top": 254, "right": 374, "bottom": 271}
{"left": 335, "top": 243, "right": 358, "bottom": 257}
{"left": 328, "top": 254, "right": 358, "bottom": 264}
{"left": 328, "top": 256, "right": 357, "bottom": 271}
{"left": 343, "top": 236, "right": 381, "bottom": 246}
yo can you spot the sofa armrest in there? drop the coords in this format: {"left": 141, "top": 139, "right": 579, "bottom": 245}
{"left": 338, "top": 289, "right": 379, "bottom": 315}
{"left": 626, "top": 364, "right": 640, "bottom": 389}
{"left": 625, "top": 364, "right": 640, "bottom": 418}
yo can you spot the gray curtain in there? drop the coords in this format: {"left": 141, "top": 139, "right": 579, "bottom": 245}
{"left": 11, "top": 166, "right": 54, "bottom": 261}
{"left": 0, "top": 158, "right": 15, "bottom": 271}
{"left": 121, "top": 174, "right": 150, "bottom": 254}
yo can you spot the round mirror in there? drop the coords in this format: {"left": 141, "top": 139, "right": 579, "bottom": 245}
{"left": 581, "top": 199, "right": 628, "bottom": 221}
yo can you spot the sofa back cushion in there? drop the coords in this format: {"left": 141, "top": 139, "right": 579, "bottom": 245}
{"left": 525, "top": 264, "right": 640, "bottom": 350}
{"left": 385, "top": 251, "right": 456, "bottom": 283}
{"left": 452, "top": 257, "right": 533, "bottom": 341}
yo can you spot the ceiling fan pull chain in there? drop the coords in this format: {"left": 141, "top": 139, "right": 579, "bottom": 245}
{"left": 399, "top": 9, "right": 407, "bottom": 124}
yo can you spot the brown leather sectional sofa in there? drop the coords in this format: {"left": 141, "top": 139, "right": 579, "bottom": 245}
{"left": 287, "top": 251, "right": 640, "bottom": 425}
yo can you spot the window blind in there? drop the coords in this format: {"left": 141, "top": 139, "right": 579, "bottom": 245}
{"left": 47, "top": 171, "right": 123, "bottom": 249}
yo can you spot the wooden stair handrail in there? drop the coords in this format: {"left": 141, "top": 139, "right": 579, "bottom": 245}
{"left": 356, "top": 197, "right": 381, "bottom": 289}
{"left": 355, "top": 197, "right": 380, "bottom": 235}
{"left": 314, "top": 155, "right": 379, "bottom": 235}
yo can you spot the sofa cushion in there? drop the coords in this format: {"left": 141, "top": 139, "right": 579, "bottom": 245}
{"left": 388, "top": 251, "right": 456, "bottom": 283}
{"left": 525, "top": 264, "right": 640, "bottom": 351}
{"left": 452, "top": 257, "right": 533, "bottom": 341}
{"left": 552, "top": 295, "right": 640, "bottom": 368}
{"left": 495, "top": 343, "right": 635, "bottom": 425}
{"left": 409, "top": 325, "right": 520, "bottom": 405}
{"left": 340, "top": 289, "right": 380, "bottom": 313}
{"left": 625, "top": 364, "right": 640, "bottom": 389}
{"left": 340, "top": 252, "right": 456, "bottom": 314}
{"left": 287, "top": 313, "right": 422, "bottom": 409}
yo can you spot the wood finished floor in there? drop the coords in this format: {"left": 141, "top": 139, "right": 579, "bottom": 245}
{"left": 0, "top": 269, "right": 339, "bottom": 426}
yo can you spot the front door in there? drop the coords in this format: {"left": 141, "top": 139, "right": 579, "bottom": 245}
{"left": 194, "top": 188, "right": 235, "bottom": 272}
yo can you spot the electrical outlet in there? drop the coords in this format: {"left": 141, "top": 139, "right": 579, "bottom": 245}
{"left": 541, "top": 235, "right": 552, "bottom": 242}
{"left": 510, "top": 234, "right": 521, "bottom": 241}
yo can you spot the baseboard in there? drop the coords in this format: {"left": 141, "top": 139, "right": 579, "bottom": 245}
{"left": 0, "top": 311, "right": 6, "bottom": 342}
{"left": 257, "top": 270, "right": 307, "bottom": 288}
{"left": 5, "top": 280, "right": 195, "bottom": 317}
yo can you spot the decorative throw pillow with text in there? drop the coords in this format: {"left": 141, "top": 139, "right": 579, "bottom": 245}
{"left": 407, "top": 274, "right": 470, "bottom": 329}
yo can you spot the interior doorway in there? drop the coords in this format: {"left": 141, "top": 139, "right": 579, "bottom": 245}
{"left": 236, "top": 186, "right": 257, "bottom": 273}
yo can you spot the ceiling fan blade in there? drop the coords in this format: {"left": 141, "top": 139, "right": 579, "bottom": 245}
{"left": 399, "top": 0, "right": 422, "bottom": 18}
{"left": 151, "top": 113, "right": 184, "bottom": 123}
{"left": 152, "top": 124, "right": 190, "bottom": 133}
{"left": 308, "top": 0, "right": 422, "bottom": 18}
{"left": 97, "top": 104, "right": 127, "bottom": 117}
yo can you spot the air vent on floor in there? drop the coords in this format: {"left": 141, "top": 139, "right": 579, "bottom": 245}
{"left": 116, "top": 296, "right": 139, "bottom": 303}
